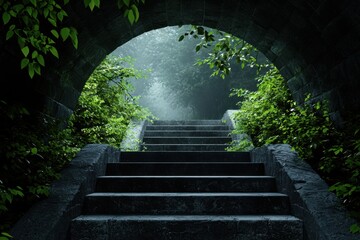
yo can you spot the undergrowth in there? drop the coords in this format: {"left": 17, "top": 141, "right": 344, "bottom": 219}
{"left": 228, "top": 66, "right": 360, "bottom": 234}
{"left": 0, "top": 55, "right": 152, "bottom": 238}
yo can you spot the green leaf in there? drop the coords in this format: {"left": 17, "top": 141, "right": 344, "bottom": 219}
{"left": 178, "top": 35, "right": 185, "bottom": 42}
{"left": 127, "top": 9, "right": 135, "bottom": 25}
{"left": 21, "top": 58, "right": 29, "bottom": 69}
{"left": 37, "top": 54, "right": 45, "bottom": 66}
{"left": 51, "top": 29, "right": 59, "bottom": 39}
{"left": 2, "top": 12, "right": 11, "bottom": 24}
{"left": 197, "top": 26, "right": 204, "bottom": 35}
{"left": 350, "top": 223, "right": 360, "bottom": 234}
{"left": 131, "top": 4, "right": 139, "bottom": 22}
{"left": 6, "top": 30, "right": 14, "bottom": 40}
{"left": 34, "top": 63, "right": 41, "bottom": 75}
{"left": 60, "top": 27, "right": 70, "bottom": 41}
{"left": 57, "top": 12, "right": 64, "bottom": 21}
{"left": 44, "top": 8, "right": 49, "bottom": 18}
{"left": 30, "top": 147, "right": 37, "bottom": 154}
{"left": 21, "top": 46, "right": 30, "bottom": 57}
{"left": 195, "top": 45, "right": 201, "bottom": 52}
{"left": 70, "top": 28, "right": 78, "bottom": 49}
{"left": 89, "top": 0, "right": 95, "bottom": 10}
{"left": 32, "top": 50, "right": 38, "bottom": 59}
{"left": 50, "top": 47, "right": 59, "bottom": 58}
{"left": 30, "top": 0, "right": 37, "bottom": 6}
{"left": 48, "top": 18, "right": 57, "bottom": 27}
{"left": 123, "top": 0, "right": 130, "bottom": 7}
{"left": 28, "top": 63, "right": 35, "bottom": 78}
{"left": 25, "top": 6, "right": 33, "bottom": 16}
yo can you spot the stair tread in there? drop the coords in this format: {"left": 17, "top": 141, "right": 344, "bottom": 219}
{"left": 110, "top": 162, "right": 260, "bottom": 164}
{"left": 73, "top": 214, "right": 302, "bottom": 221}
{"left": 87, "top": 192, "right": 287, "bottom": 197}
{"left": 142, "top": 143, "right": 230, "bottom": 145}
{"left": 143, "top": 137, "right": 232, "bottom": 139}
{"left": 146, "top": 125, "right": 229, "bottom": 127}
{"left": 97, "top": 176, "right": 274, "bottom": 179}
{"left": 120, "top": 151, "right": 251, "bottom": 162}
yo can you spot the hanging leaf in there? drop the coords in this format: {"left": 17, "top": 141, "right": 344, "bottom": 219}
{"left": 60, "top": 27, "right": 70, "bottom": 41}
{"left": 127, "top": 9, "right": 135, "bottom": 25}
{"left": 21, "top": 46, "right": 30, "bottom": 57}
{"left": 50, "top": 46, "right": 59, "bottom": 58}
{"left": 21, "top": 58, "right": 29, "bottom": 69}
{"left": 2, "top": 12, "right": 11, "bottom": 24}
{"left": 123, "top": 0, "right": 130, "bottom": 7}
{"left": 131, "top": 4, "right": 139, "bottom": 22}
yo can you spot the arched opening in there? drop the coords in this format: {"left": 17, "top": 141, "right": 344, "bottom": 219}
{"left": 111, "top": 25, "right": 265, "bottom": 120}
{"left": 2, "top": 0, "right": 359, "bottom": 124}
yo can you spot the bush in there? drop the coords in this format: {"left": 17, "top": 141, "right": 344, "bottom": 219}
{"left": 0, "top": 55, "right": 152, "bottom": 237}
{"left": 230, "top": 65, "right": 360, "bottom": 232}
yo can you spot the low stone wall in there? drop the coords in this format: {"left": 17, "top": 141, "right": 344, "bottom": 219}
{"left": 120, "top": 119, "right": 147, "bottom": 151}
{"left": 10, "top": 144, "right": 120, "bottom": 240}
{"left": 222, "top": 109, "right": 254, "bottom": 151}
{"left": 251, "top": 144, "right": 357, "bottom": 240}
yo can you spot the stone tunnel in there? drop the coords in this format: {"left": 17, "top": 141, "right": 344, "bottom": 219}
{"left": 0, "top": 0, "right": 360, "bottom": 125}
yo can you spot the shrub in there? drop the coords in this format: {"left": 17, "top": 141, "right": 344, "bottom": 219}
{"left": 230, "top": 65, "right": 360, "bottom": 232}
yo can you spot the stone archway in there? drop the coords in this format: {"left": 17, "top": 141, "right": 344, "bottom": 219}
{"left": 1, "top": 0, "right": 359, "bottom": 124}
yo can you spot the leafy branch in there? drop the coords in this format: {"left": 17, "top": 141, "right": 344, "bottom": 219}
{"left": 0, "top": 0, "right": 145, "bottom": 79}
{"left": 178, "top": 25, "right": 270, "bottom": 79}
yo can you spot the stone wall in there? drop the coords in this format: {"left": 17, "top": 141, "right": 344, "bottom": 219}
{"left": 10, "top": 144, "right": 120, "bottom": 240}
{"left": 251, "top": 144, "right": 357, "bottom": 240}
{"left": 1, "top": 1, "right": 360, "bottom": 126}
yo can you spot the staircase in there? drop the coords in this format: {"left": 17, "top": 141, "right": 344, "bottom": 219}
{"left": 71, "top": 120, "right": 303, "bottom": 239}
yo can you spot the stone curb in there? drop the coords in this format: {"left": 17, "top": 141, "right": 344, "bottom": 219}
{"left": 120, "top": 119, "right": 147, "bottom": 151}
{"left": 251, "top": 144, "right": 358, "bottom": 240}
{"left": 222, "top": 109, "right": 254, "bottom": 151}
{"left": 10, "top": 144, "right": 120, "bottom": 240}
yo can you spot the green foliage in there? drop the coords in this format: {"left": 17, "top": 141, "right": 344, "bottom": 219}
{"left": 1, "top": 0, "right": 77, "bottom": 78}
{"left": 69, "top": 55, "right": 152, "bottom": 148}
{"left": 0, "top": 55, "right": 151, "bottom": 233}
{"left": 183, "top": 24, "right": 360, "bottom": 233}
{"left": 230, "top": 65, "right": 360, "bottom": 233}
{"left": 0, "top": 101, "right": 74, "bottom": 233}
{"left": 0, "top": 231, "right": 13, "bottom": 240}
{"left": 0, "top": 0, "right": 145, "bottom": 78}
{"left": 178, "top": 25, "right": 270, "bottom": 79}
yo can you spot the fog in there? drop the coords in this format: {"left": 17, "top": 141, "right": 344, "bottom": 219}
{"left": 111, "top": 26, "right": 263, "bottom": 120}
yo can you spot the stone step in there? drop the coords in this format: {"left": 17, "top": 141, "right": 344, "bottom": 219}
{"left": 120, "top": 151, "right": 251, "bottom": 162}
{"left": 95, "top": 176, "right": 277, "bottom": 193}
{"left": 145, "top": 125, "right": 230, "bottom": 131}
{"left": 151, "top": 120, "right": 224, "bottom": 125}
{"left": 141, "top": 143, "right": 229, "bottom": 151}
{"left": 143, "top": 130, "right": 231, "bottom": 137}
{"left": 106, "top": 162, "right": 264, "bottom": 176}
{"left": 83, "top": 192, "right": 290, "bottom": 215}
{"left": 71, "top": 215, "right": 303, "bottom": 240}
{"left": 142, "top": 137, "right": 232, "bottom": 144}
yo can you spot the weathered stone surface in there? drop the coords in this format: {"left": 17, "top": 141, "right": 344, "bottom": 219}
{"left": 251, "top": 144, "right": 358, "bottom": 240}
{"left": 2, "top": 0, "right": 360, "bottom": 126}
{"left": 120, "top": 119, "right": 147, "bottom": 151}
{"left": 222, "top": 109, "right": 254, "bottom": 151}
{"left": 71, "top": 215, "right": 303, "bottom": 240}
{"left": 10, "top": 144, "right": 120, "bottom": 240}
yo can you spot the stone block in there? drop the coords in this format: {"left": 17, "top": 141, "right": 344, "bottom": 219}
{"left": 10, "top": 144, "right": 120, "bottom": 240}
{"left": 251, "top": 144, "right": 358, "bottom": 240}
